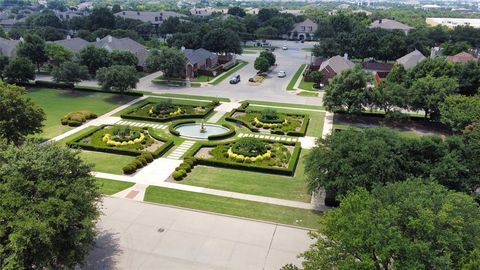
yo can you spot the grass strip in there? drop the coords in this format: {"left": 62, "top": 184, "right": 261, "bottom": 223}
{"left": 287, "top": 64, "right": 307, "bottom": 90}
{"left": 144, "top": 186, "right": 321, "bottom": 229}
{"left": 210, "top": 61, "right": 249, "bottom": 86}
{"left": 96, "top": 178, "right": 134, "bottom": 195}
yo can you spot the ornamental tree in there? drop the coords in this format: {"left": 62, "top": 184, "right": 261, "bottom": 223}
{"left": 0, "top": 84, "right": 45, "bottom": 144}
{"left": 0, "top": 140, "right": 100, "bottom": 269}
{"left": 51, "top": 61, "right": 89, "bottom": 89}
{"left": 297, "top": 180, "right": 480, "bottom": 270}
{"left": 96, "top": 65, "right": 139, "bottom": 96}
{"left": 259, "top": 51, "right": 276, "bottom": 66}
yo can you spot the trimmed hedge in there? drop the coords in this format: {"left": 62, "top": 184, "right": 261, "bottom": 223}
{"left": 61, "top": 110, "right": 97, "bottom": 127}
{"left": 287, "top": 116, "right": 310, "bottom": 137}
{"left": 207, "top": 123, "right": 236, "bottom": 140}
{"left": 123, "top": 152, "right": 155, "bottom": 175}
{"left": 24, "top": 80, "right": 143, "bottom": 96}
{"left": 190, "top": 140, "right": 301, "bottom": 176}
{"left": 172, "top": 157, "right": 198, "bottom": 181}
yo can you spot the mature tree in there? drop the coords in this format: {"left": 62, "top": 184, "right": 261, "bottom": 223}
{"left": 309, "top": 71, "right": 323, "bottom": 85}
{"left": 227, "top": 7, "right": 246, "bottom": 17}
{"left": 96, "top": 65, "right": 139, "bottom": 96}
{"left": 77, "top": 45, "right": 112, "bottom": 74}
{"left": 111, "top": 50, "right": 138, "bottom": 66}
{"left": 257, "top": 8, "right": 280, "bottom": 22}
{"left": 158, "top": 17, "right": 181, "bottom": 35}
{"left": 409, "top": 58, "right": 456, "bottom": 82}
{"left": 259, "top": 51, "right": 275, "bottom": 66}
{"left": 370, "top": 81, "right": 408, "bottom": 113}
{"left": 16, "top": 33, "right": 48, "bottom": 71}
{"left": 254, "top": 26, "right": 279, "bottom": 40}
{"left": 35, "top": 26, "right": 66, "bottom": 41}
{"left": 0, "top": 55, "right": 9, "bottom": 79}
{"left": 0, "top": 140, "right": 100, "bottom": 268}
{"left": 112, "top": 3, "right": 121, "bottom": 14}
{"left": 0, "top": 84, "right": 44, "bottom": 143}
{"left": 297, "top": 180, "right": 480, "bottom": 270}
{"left": 385, "top": 63, "right": 407, "bottom": 84}
{"left": 456, "top": 61, "right": 480, "bottom": 96}
{"left": 323, "top": 66, "right": 371, "bottom": 113}
{"left": 45, "top": 42, "right": 73, "bottom": 67}
{"left": 86, "top": 7, "right": 115, "bottom": 31}
{"left": 27, "top": 10, "right": 63, "bottom": 29}
{"left": 312, "top": 38, "right": 340, "bottom": 58}
{"left": 167, "top": 32, "right": 202, "bottom": 49}
{"left": 3, "top": 57, "right": 35, "bottom": 84}
{"left": 376, "top": 29, "right": 407, "bottom": 61}
{"left": 254, "top": 56, "right": 269, "bottom": 73}
{"left": 441, "top": 41, "right": 472, "bottom": 56}
{"left": 47, "top": 0, "right": 67, "bottom": 11}
{"left": 51, "top": 62, "right": 89, "bottom": 89}
{"left": 145, "top": 48, "right": 186, "bottom": 79}
{"left": 202, "top": 28, "right": 242, "bottom": 55}
{"left": 409, "top": 75, "right": 458, "bottom": 119}
{"left": 439, "top": 95, "right": 480, "bottom": 133}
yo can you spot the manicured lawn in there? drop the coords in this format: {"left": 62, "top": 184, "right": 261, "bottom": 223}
{"left": 299, "top": 79, "right": 317, "bottom": 91}
{"left": 242, "top": 50, "right": 258, "bottom": 54}
{"left": 287, "top": 64, "right": 306, "bottom": 90}
{"left": 27, "top": 88, "right": 136, "bottom": 139}
{"left": 96, "top": 178, "right": 134, "bottom": 195}
{"left": 297, "top": 91, "right": 318, "bottom": 97}
{"left": 80, "top": 151, "right": 137, "bottom": 174}
{"left": 210, "top": 61, "right": 249, "bottom": 85}
{"left": 192, "top": 75, "right": 212, "bottom": 82}
{"left": 301, "top": 48, "right": 313, "bottom": 52}
{"left": 142, "top": 93, "right": 230, "bottom": 102}
{"left": 244, "top": 100, "right": 324, "bottom": 110}
{"left": 144, "top": 186, "right": 321, "bottom": 229}
{"left": 182, "top": 150, "right": 312, "bottom": 202}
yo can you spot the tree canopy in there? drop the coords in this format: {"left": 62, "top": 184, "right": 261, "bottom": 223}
{"left": 146, "top": 48, "right": 186, "bottom": 79}
{"left": 96, "top": 65, "right": 139, "bottom": 95}
{"left": 77, "top": 45, "right": 112, "bottom": 74}
{"left": 3, "top": 57, "right": 35, "bottom": 84}
{"left": 16, "top": 33, "right": 48, "bottom": 71}
{"left": 52, "top": 62, "right": 89, "bottom": 88}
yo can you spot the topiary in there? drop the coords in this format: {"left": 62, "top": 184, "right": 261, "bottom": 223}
{"left": 179, "top": 163, "right": 191, "bottom": 173}
{"left": 132, "top": 159, "right": 143, "bottom": 169}
{"left": 123, "top": 165, "right": 136, "bottom": 174}
{"left": 258, "top": 109, "right": 285, "bottom": 124}
{"left": 136, "top": 155, "right": 148, "bottom": 166}
{"left": 142, "top": 152, "right": 154, "bottom": 163}
{"left": 172, "top": 169, "right": 187, "bottom": 180}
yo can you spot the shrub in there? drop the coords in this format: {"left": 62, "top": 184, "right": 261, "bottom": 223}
{"left": 136, "top": 155, "right": 148, "bottom": 166}
{"left": 123, "top": 165, "right": 136, "bottom": 174}
{"left": 132, "top": 159, "right": 143, "bottom": 169}
{"left": 179, "top": 163, "right": 192, "bottom": 173}
{"left": 231, "top": 138, "right": 268, "bottom": 157}
{"left": 151, "top": 99, "right": 176, "bottom": 115}
{"left": 61, "top": 110, "right": 97, "bottom": 127}
{"left": 172, "top": 169, "right": 187, "bottom": 180}
{"left": 142, "top": 152, "right": 154, "bottom": 163}
{"left": 211, "top": 100, "right": 220, "bottom": 107}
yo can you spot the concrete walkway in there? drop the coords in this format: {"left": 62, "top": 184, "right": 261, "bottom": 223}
{"left": 116, "top": 119, "right": 168, "bottom": 130}
{"left": 207, "top": 101, "right": 241, "bottom": 123}
{"left": 238, "top": 133, "right": 299, "bottom": 143}
{"left": 112, "top": 183, "right": 147, "bottom": 201}
{"left": 248, "top": 103, "right": 326, "bottom": 113}
{"left": 83, "top": 196, "right": 313, "bottom": 269}
{"left": 322, "top": 111, "right": 334, "bottom": 138}
{"left": 167, "top": 140, "right": 196, "bottom": 160}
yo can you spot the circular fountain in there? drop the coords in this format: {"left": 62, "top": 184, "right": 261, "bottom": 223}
{"left": 174, "top": 120, "right": 231, "bottom": 139}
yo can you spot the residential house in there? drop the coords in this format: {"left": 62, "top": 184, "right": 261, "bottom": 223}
{"left": 53, "top": 35, "right": 148, "bottom": 67}
{"left": 396, "top": 49, "right": 426, "bottom": 69}
{"left": 183, "top": 48, "right": 218, "bottom": 79}
{"left": 55, "top": 10, "right": 83, "bottom": 21}
{"left": 426, "top": 18, "right": 480, "bottom": 28}
{"left": 190, "top": 7, "right": 227, "bottom": 16}
{"left": 369, "top": 19, "right": 414, "bottom": 34}
{"left": 287, "top": 19, "right": 318, "bottom": 41}
{"left": 318, "top": 54, "right": 355, "bottom": 83}
{"left": 114, "top": 11, "right": 186, "bottom": 27}
{"left": 0, "top": 37, "right": 19, "bottom": 58}
{"left": 447, "top": 51, "right": 478, "bottom": 64}
{"left": 362, "top": 62, "right": 394, "bottom": 78}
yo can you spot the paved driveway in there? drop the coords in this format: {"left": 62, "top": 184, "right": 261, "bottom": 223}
{"left": 83, "top": 197, "right": 313, "bottom": 270}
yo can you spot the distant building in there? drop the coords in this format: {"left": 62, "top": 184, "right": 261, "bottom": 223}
{"left": 183, "top": 48, "right": 218, "bottom": 79}
{"left": 426, "top": 18, "right": 480, "bottom": 28}
{"left": 362, "top": 62, "right": 393, "bottom": 78}
{"left": 55, "top": 11, "right": 83, "bottom": 21}
{"left": 54, "top": 36, "right": 90, "bottom": 53}
{"left": 396, "top": 49, "right": 426, "bottom": 69}
{"left": 115, "top": 11, "right": 186, "bottom": 26}
{"left": 318, "top": 54, "right": 355, "bottom": 83}
{"left": 190, "top": 7, "right": 227, "bottom": 16}
{"left": 0, "top": 37, "right": 19, "bottom": 58}
{"left": 369, "top": 19, "right": 414, "bottom": 34}
{"left": 447, "top": 51, "right": 478, "bottom": 64}
{"left": 287, "top": 19, "right": 318, "bottom": 41}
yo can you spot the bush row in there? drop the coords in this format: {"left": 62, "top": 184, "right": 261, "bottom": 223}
{"left": 123, "top": 152, "right": 154, "bottom": 174}
{"left": 172, "top": 157, "right": 198, "bottom": 180}
{"left": 61, "top": 111, "right": 97, "bottom": 127}
{"left": 22, "top": 81, "right": 143, "bottom": 96}
{"left": 225, "top": 108, "right": 260, "bottom": 132}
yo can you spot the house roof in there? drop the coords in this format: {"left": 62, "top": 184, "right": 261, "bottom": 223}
{"left": 319, "top": 55, "right": 355, "bottom": 74}
{"left": 115, "top": 10, "right": 186, "bottom": 25}
{"left": 0, "top": 37, "right": 19, "bottom": 57}
{"left": 183, "top": 48, "right": 217, "bottom": 65}
{"left": 54, "top": 37, "right": 89, "bottom": 53}
{"left": 447, "top": 51, "right": 477, "bottom": 64}
{"left": 369, "top": 19, "right": 414, "bottom": 31}
{"left": 362, "top": 62, "right": 394, "bottom": 72}
{"left": 291, "top": 19, "right": 318, "bottom": 33}
{"left": 396, "top": 49, "right": 426, "bottom": 69}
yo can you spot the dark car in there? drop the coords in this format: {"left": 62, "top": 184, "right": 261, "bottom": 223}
{"left": 229, "top": 74, "right": 240, "bottom": 84}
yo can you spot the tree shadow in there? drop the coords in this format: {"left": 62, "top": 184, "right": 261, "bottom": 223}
{"left": 81, "top": 230, "right": 123, "bottom": 270}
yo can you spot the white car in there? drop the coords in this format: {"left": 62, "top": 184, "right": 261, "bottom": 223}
{"left": 277, "top": 71, "right": 286, "bottom": 78}
{"left": 282, "top": 45, "right": 288, "bottom": 50}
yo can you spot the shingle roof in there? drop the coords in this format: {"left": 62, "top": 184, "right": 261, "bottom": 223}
{"left": 291, "top": 19, "right": 318, "bottom": 33}
{"left": 0, "top": 37, "right": 19, "bottom": 58}
{"left": 396, "top": 49, "right": 426, "bottom": 69}
{"left": 183, "top": 48, "right": 217, "bottom": 65}
{"left": 446, "top": 51, "right": 477, "bottom": 64}
{"left": 115, "top": 10, "right": 186, "bottom": 25}
{"left": 54, "top": 37, "right": 89, "bottom": 53}
{"left": 369, "top": 19, "right": 414, "bottom": 31}
{"left": 319, "top": 55, "right": 355, "bottom": 74}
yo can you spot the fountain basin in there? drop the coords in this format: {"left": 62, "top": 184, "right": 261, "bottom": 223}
{"left": 174, "top": 123, "right": 230, "bottom": 139}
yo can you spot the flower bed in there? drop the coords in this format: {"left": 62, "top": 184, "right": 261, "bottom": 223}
{"left": 67, "top": 125, "right": 173, "bottom": 158}
{"left": 121, "top": 99, "right": 216, "bottom": 122}
{"left": 226, "top": 108, "right": 309, "bottom": 136}
{"left": 190, "top": 138, "right": 301, "bottom": 176}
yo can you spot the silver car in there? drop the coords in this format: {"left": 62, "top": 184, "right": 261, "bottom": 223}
{"left": 277, "top": 71, "right": 286, "bottom": 78}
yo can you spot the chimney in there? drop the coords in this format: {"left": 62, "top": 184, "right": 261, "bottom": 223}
{"left": 344, "top": 53, "right": 349, "bottom": 60}
{"left": 108, "top": 35, "right": 112, "bottom": 43}
{"left": 67, "top": 35, "right": 71, "bottom": 39}
{"left": 96, "top": 37, "right": 100, "bottom": 42}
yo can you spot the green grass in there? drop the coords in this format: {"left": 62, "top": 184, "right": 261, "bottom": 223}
{"left": 242, "top": 50, "right": 258, "bottom": 54}
{"left": 80, "top": 151, "right": 137, "bottom": 174}
{"left": 96, "top": 178, "right": 134, "bottom": 195}
{"left": 210, "top": 61, "right": 249, "bottom": 86}
{"left": 297, "top": 91, "right": 318, "bottom": 97}
{"left": 241, "top": 46, "right": 265, "bottom": 51}
{"left": 287, "top": 64, "right": 306, "bottom": 90}
{"left": 192, "top": 75, "right": 212, "bottom": 82}
{"left": 299, "top": 79, "right": 317, "bottom": 91}
{"left": 27, "top": 88, "right": 136, "bottom": 139}
{"left": 112, "top": 96, "right": 213, "bottom": 116}
{"left": 244, "top": 100, "right": 324, "bottom": 111}
{"left": 301, "top": 48, "right": 313, "bottom": 52}
{"left": 143, "top": 93, "right": 230, "bottom": 102}
{"left": 144, "top": 186, "right": 321, "bottom": 229}
{"left": 182, "top": 150, "right": 312, "bottom": 202}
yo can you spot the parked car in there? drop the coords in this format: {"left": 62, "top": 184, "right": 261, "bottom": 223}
{"left": 282, "top": 45, "right": 288, "bottom": 50}
{"left": 277, "top": 71, "right": 286, "bottom": 78}
{"left": 229, "top": 74, "right": 240, "bottom": 84}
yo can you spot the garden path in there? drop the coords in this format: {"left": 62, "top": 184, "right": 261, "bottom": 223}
{"left": 207, "top": 101, "right": 242, "bottom": 123}
{"left": 115, "top": 120, "right": 168, "bottom": 130}
{"left": 166, "top": 140, "right": 196, "bottom": 159}
{"left": 322, "top": 111, "right": 334, "bottom": 138}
